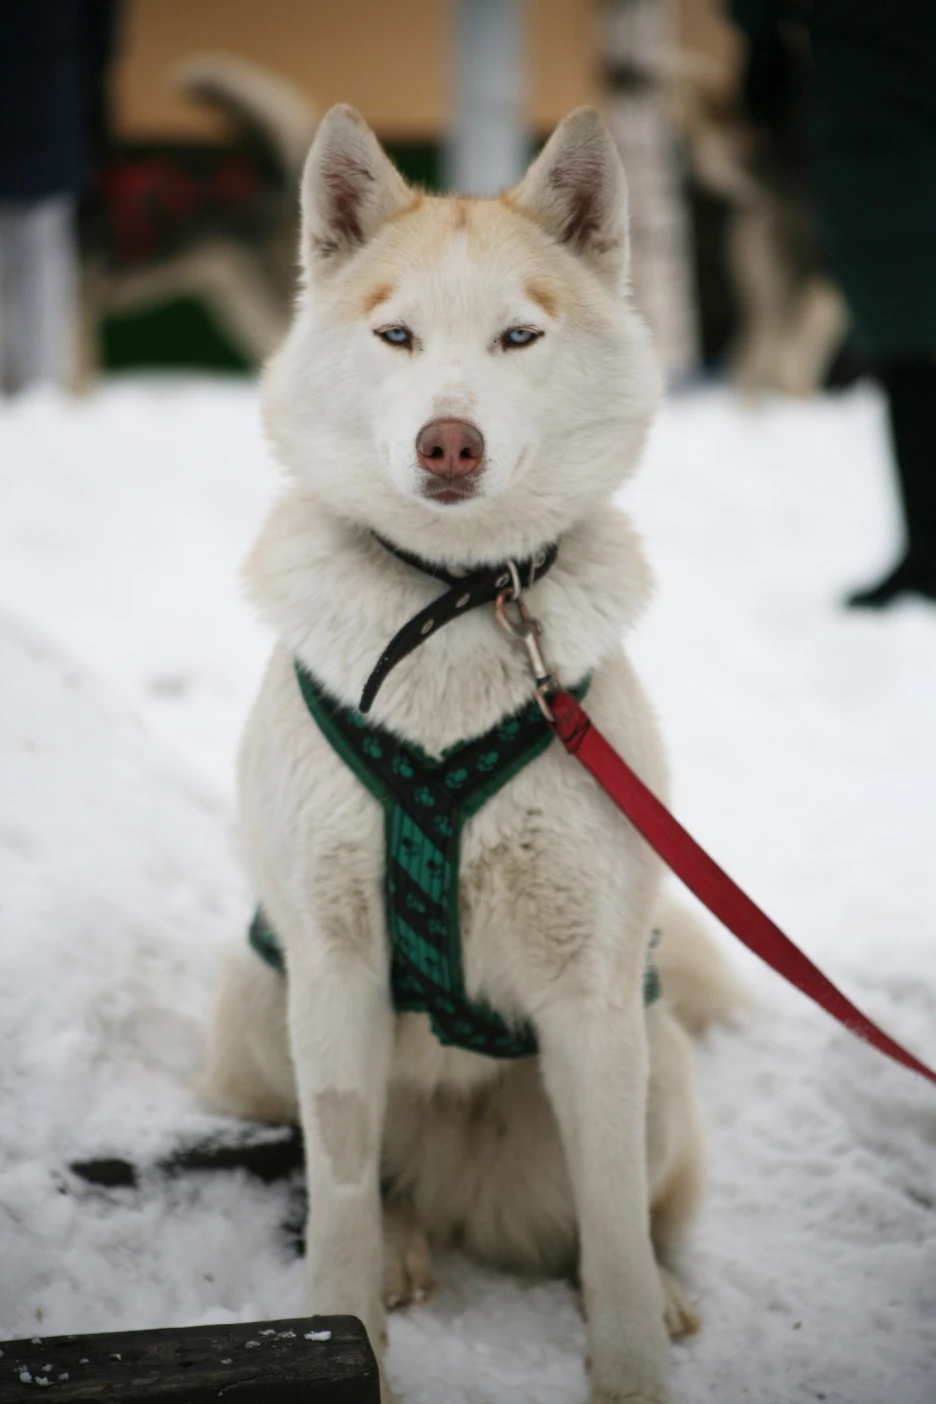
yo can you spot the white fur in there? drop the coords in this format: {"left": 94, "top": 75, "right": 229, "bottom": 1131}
{"left": 202, "top": 105, "right": 740, "bottom": 1404}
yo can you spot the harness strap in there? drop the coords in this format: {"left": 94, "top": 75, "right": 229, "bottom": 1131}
{"left": 249, "top": 666, "right": 660, "bottom": 1060}
{"left": 299, "top": 663, "right": 569, "bottom": 1056}
{"left": 360, "top": 538, "right": 558, "bottom": 713}
{"left": 549, "top": 689, "right": 936, "bottom": 1088}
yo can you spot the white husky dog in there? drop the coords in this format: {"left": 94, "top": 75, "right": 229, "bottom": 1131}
{"left": 202, "top": 104, "right": 740, "bottom": 1403}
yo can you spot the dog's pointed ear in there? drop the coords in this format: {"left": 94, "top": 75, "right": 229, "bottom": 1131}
{"left": 300, "top": 104, "right": 412, "bottom": 273}
{"left": 509, "top": 108, "right": 629, "bottom": 287}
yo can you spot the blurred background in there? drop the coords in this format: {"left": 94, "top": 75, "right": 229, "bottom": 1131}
{"left": 0, "top": 0, "right": 859, "bottom": 391}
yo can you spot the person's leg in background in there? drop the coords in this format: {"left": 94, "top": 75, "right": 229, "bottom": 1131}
{"left": 848, "top": 356, "right": 936, "bottom": 607}
{"left": 804, "top": 0, "right": 936, "bottom": 608}
{"left": 0, "top": 0, "right": 122, "bottom": 395}
{"left": 729, "top": 0, "right": 936, "bottom": 609}
{"left": 0, "top": 195, "right": 78, "bottom": 393}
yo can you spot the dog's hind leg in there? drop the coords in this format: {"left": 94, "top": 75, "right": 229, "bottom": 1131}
{"left": 656, "top": 1263, "right": 700, "bottom": 1342}
{"left": 382, "top": 1198, "right": 435, "bottom": 1309}
{"left": 198, "top": 946, "right": 297, "bottom": 1123}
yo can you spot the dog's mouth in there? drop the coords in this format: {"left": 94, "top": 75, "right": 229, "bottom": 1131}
{"left": 419, "top": 477, "right": 483, "bottom": 506}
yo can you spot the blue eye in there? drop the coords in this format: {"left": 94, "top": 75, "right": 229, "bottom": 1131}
{"left": 377, "top": 325, "right": 413, "bottom": 348}
{"left": 502, "top": 326, "right": 541, "bottom": 349}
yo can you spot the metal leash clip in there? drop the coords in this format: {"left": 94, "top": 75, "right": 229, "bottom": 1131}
{"left": 494, "top": 562, "right": 556, "bottom": 721}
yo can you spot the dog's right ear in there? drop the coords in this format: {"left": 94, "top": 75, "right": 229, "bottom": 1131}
{"left": 300, "top": 104, "right": 412, "bottom": 273}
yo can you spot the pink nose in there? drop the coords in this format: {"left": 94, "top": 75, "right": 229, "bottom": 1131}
{"left": 416, "top": 418, "right": 485, "bottom": 479}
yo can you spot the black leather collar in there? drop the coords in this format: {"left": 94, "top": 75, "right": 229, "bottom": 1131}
{"left": 360, "top": 534, "right": 559, "bottom": 713}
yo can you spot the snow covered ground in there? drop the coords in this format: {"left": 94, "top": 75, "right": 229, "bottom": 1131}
{"left": 1, "top": 377, "right": 935, "bottom": 1403}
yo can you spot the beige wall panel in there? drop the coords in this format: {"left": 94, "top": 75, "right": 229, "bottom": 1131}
{"left": 115, "top": 0, "right": 448, "bottom": 141}
{"left": 115, "top": 0, "right": 601, "bottom": 143}
{"left": 528, "top": 0, "right": 600, "bottom": 129}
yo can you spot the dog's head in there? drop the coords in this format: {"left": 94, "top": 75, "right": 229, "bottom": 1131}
{"left": 263, "top": 105, "right": 660, "bottom": 562}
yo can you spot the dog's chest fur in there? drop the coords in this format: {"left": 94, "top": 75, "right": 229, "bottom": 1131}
{"left": 238, "top": 494, "right": 668, "bottom": 1093}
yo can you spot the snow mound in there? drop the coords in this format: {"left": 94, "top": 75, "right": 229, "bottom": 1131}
{"left": 0, "top": 380, "right": 275, "bottom": 796}
{"left": 0, "top": 610, "right": 301, "bottom": 1338}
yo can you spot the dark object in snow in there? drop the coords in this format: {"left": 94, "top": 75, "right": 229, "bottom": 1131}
{"left": 0, "top": 1317, "right": 378, "bottom": 1402}
{"left": 69, "top": 1124, "right": 303, "bottom": 1188}
{"left": 68, "top": 1156, "right": 137, "bottom": 1188}
{"left": 162, "top": 1125, "right": 304, "bottom": 1183}
{"left": 68, "top": 1125, "right": 308, "bottom": 1256}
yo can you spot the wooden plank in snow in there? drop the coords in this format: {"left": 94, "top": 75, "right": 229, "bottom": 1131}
{"left": 0, "top": 1316, "right": 378, "bottom": 1402}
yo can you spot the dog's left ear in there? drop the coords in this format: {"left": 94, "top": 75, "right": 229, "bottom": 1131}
{"left": 510, "top": 108, "right": 629, "bottom": 287}
{"left": 300, "top": 104, "right": 412, "bottom": 273}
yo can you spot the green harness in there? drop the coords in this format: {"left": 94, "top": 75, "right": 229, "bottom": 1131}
{"left": 250, "top": 662, "right": 660, "bottom": 1058}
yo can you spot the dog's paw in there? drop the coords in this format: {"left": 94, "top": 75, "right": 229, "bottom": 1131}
{"left": 658, "top": 1263, "right": 700, "bottom": 1341}
{"left": 382, "top": 1202, "right": 435, "bottom": 1309}
{"left": 588, "top": 1394, "right": 671, "bottom": 1404}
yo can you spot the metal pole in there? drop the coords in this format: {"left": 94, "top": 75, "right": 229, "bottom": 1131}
{"left": 447, "top": 0, "right": 526, "bottom": 195}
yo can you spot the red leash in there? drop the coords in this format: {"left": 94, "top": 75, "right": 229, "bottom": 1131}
{"left": 549, "top": 689, "right": 936, "bottom": 1088}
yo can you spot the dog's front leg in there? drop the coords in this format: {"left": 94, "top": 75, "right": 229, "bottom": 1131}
{"left": 286, "top": 939, "right": 393, "bottom": 1380}
{"left": 539, "top": 986, "right": 671, "bottom": 1404}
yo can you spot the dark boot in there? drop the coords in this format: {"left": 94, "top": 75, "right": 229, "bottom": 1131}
{"left": 847, "top": 552, "right": 936, "bottom": 607}
{"left": 847, "top": 356, "right": 936, "bottom": 608}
